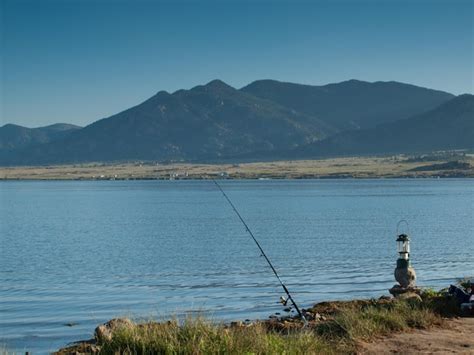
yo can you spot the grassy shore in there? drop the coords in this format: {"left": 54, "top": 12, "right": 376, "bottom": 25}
{"left": 1, "top": 154, "right": 473, "bottom": 180}
{"left": 55, "top": 290, "right": 460, "bottom": 354}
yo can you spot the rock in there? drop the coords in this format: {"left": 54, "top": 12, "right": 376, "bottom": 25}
{"left": 397, "top": 292, "right": 423, "bottom": 302}
{"left": 302, "top": 311, "right": 314, "bottom": 320}
{"left": 94, "top": 318, "right": 133, "bottom": 343}
{"left": 395, "top": 266, "right": 417, "bottom": 288}
{"left": 389, "top": 284, "right": 422, "bottom": 299}
{"left": 53, "top": 341, "right": 99, "bottom": 355}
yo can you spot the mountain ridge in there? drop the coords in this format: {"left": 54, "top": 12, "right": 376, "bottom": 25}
{"left": 1, "top": 79, "right": 469, "bottom": 166}
{"left": 241, "top": 79, "right": 454, "bottom": 130}
{"left": 0, "top": 123, "right": 81, "bottom": 152}
{"left": 292, "top": 94, "right": 474, "bottom": 158}
{"left": 1, "top": 79, "right": 333, "bottom": 164}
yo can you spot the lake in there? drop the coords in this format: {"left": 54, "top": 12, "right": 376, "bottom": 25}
{"left": 1, "top": 179, "right": 473, "bottom": 353}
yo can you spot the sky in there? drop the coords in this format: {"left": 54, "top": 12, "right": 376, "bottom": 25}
{"left": 1, "top": 0, "right": 473, "bottom": 128}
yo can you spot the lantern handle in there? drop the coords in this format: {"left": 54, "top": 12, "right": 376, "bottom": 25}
{"left": 396, "top": 219, "right": 410, "bottom": 235}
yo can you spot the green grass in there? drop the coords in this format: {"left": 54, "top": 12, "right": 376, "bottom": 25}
{"left": 101, "top": 318, "right": 334, "bottom": 354}
{"left": 330, "top": 299, "right": 441, "bottom": 342}
{"left": 95, "top": 295, "right": 455, "bottom": 354}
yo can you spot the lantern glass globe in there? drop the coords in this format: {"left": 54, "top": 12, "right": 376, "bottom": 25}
{"left": 397, "top": 240, "right": 410, "bottom": 254}
{"left": 396, "top": 234, "right": 410, "bottom": 259}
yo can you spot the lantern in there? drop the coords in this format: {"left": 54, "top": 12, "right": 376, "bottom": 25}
{"left": 391, "top": 221, "right": 417, "bottom": 292}
{"left": 396, "top": 234, "right": 410, "bottom": 259}
{"left": 396, "top": 233, "right": 411, "bottom": 269}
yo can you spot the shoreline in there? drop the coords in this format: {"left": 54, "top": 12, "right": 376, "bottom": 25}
{"left": 2, "top": 175, "right": 474, "bottom": 182}
{"left": 1, "top": 155, "right": 473, "bottom": 181}
{"left": 53, "top": 289, "right": 471, "bottom": 354}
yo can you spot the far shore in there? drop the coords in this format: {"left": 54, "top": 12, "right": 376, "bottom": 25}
{"left": 1, "top": 155, "right": 473, "bottom": 181}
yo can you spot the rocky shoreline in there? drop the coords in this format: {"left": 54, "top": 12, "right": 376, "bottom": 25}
{"left": 54, "top": 290, "right": 462, "bottom": 354}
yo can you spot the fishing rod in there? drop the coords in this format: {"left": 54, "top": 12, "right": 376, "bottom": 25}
{"left": 212, "top": 179, "right": 307, "bottom": 323}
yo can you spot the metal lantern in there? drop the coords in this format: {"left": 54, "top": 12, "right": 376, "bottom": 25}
{"left": 396, "top": 233, "right": 411, "bottom": 269}
{"left": 391, "top": 221, "right": 417, "bottom": 292}
{"left": 395, "top": 220, "right": 411, "bottom": 268}
{"left": 396, "top": 234, "right": 410, "bottom": 260}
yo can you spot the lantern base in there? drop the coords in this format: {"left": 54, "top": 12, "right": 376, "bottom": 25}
{"left": 389, "top": 284, "right": 421, "bottom": 299}
{"left": 394, "top": 265, "right": 416, "bottom": 288}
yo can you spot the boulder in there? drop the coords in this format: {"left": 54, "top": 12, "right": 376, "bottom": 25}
{"left": 94, "top": 318, "right": 133, "bottom": 343}
{"left": 397, "top": 292, "right": 423, "bottom": 303}
{"left": 395, "top": 266, "right": 417, "bottom": 288}
{"left": 389, "top": 284, "right": 422, "bottom": 299}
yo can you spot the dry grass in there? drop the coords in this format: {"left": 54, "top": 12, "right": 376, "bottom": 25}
{"left": 1, "top": 155, "right": 473, "bottom": 180}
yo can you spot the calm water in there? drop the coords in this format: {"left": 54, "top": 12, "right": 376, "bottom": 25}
{"left": 1, "top": 179, "right": 473, "bottom": 353}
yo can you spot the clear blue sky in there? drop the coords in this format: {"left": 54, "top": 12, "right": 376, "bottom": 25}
{"left": 1, "top": 0, "right": 472, "bottom": 127}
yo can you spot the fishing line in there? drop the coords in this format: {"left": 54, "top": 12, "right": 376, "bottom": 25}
{"left": 212, "top": 179, "right": 307, "bottom": 323}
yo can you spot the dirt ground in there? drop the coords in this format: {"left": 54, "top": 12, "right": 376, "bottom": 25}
{"left": 359, "top": 317, "right": 474, "bottom": 354}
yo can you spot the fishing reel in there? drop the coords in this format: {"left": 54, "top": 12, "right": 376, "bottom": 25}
{"left": 279, "top": 296, "right": 294, "bottom": 313}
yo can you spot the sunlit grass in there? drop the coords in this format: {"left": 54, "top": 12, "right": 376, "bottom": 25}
{"left": 101, "top": 317, "right": 334, "bottom": 354}
{"left": 96, "top": 294, "right": 452, "bottom": 354}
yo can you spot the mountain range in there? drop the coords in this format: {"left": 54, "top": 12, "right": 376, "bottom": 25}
{"left": 294, "top": 94, "right": 474, "bottom": 158}
{"left": 1, "top": 79, "right": 472, "bottom": 165}
{"left": 0, "top": 123, "right": 81, "bottom": 152}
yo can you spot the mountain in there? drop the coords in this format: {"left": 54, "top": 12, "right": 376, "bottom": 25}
{"left": 2, "top": 79, "right": 468, "bottom": 166}
{"left": 2, "top": 80, "right": 333, "bottom": 165}
{"left": 0, "top": 123, "right": 81, "bottom": 151}
{"left": 294, "top": 94, "right": 474, "bottom": 157}
{"left": 241, "top": 79, "right": 454, "bottom": 130}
